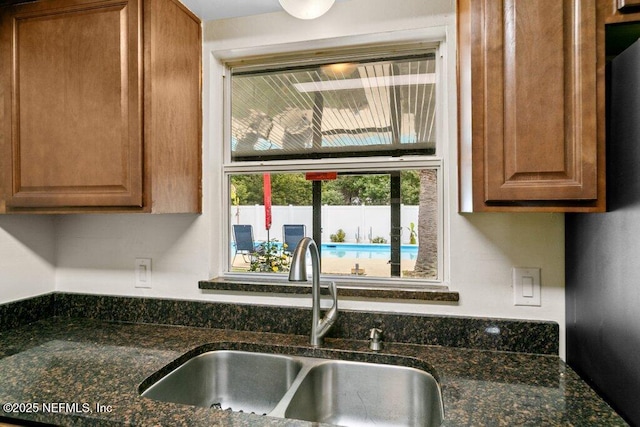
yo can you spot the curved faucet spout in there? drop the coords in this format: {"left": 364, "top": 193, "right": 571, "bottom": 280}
{"left": 288, "top": 237, "right": 338, "bottom": 347}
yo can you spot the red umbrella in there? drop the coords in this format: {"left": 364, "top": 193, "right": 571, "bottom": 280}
{"left": 263, "top": 173, "right": 272, "bottom": 231}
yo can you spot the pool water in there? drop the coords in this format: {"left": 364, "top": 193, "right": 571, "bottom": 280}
{"left": 233, "top": 242, "right": 419, "bottom": 261}
{"left": 321, "top": 243, "right": 418, "bottom": 261}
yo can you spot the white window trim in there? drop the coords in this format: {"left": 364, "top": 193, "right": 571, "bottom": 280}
{"left": 216, "top": 31, "right": 450, "bottom": 289}
{"left": 222, "top": 158, "right": 445, "bottom": 288}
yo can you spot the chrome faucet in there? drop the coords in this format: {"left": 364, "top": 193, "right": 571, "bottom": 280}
{"left": 369, "top": 327, "right": 383, "bottom": 351}
{"left": 288, "top": 237, "right": 338, "bottom": 347}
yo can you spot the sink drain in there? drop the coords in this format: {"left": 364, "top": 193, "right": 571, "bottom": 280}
{"left": 209, "top": 402, "right": 227, "bottom": 411}
{"left": 209, "top": 402, "right": 267, "bottom": 416}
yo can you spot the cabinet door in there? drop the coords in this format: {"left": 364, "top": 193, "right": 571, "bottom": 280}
{"left": 1, "top": 0, "right": 143, "bottom": 208}
{"left": 618, "top": 0, "right": 640, "bottom": 12}
{"left": 459, "top": 0, "right": 599, "bottom": 209}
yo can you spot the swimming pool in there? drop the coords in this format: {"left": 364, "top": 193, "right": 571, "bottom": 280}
{"left": 232, "top": 241, "right": 419, "bottom": 261}
{"left": 321, "top": 243, "right": 418, "bottom": 261}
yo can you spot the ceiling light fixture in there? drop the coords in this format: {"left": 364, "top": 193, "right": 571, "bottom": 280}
{"left": 279, "top": 0, "right": 336, "bottom": 20}
{"left": 321, "top": 63, "right": 358, "bottom": 79}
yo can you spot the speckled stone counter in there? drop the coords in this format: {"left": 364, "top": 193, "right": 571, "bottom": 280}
{"left": 9, "top": 293, "right": 559, "bottom": 355}
{"left": 0, "top": 317, "right": 627, "bottom": 426}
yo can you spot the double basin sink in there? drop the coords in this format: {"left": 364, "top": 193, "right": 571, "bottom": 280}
{"left": 140, "top": 349, "right": 444, "bottom": 426}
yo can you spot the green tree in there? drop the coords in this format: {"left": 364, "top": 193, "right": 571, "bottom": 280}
{"left": 400, "top": 170, "right": 420, "bottom": 205}
{"left": 272, "top": 174, "right": 311, "bottom": 205}
{"left": 232, "top": 172, "right": 421, "bottom": 206}
{"left": 323, "top": 175, "right": 390, "bottom": 205}
{"left": 321, "top": 187, "right": 345, "bottom": 205}
{"left": 413, "top": 169, "right": 438, "bottom": 277}
{"left": 230, "top": 174, "right": 263, "bottom": 205}
{"left": 231, "top": 173, "right": 311, "bottom": 205}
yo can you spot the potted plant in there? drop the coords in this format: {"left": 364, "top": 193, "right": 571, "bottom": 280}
{"left": 407, "top": 222, "right": 417, "bottom": 244}
{"left": 330, "top": 229, "right": 346, "bottom": 242}
{"left": 249, "top": 239, "right": 290, "bottom": 273}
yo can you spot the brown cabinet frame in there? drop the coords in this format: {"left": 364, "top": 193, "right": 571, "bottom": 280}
{"left": 0, "top": 0, "right": 202, "bottom": 214}
{"left": 458, "top": 0, "right": 605, "bottom": 212}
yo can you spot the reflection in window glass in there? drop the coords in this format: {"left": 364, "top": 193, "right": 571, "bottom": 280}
{"left": 228, "top": 171, "right": 438, "bottom": 280}
{"left": 231, "top": 53, "right": 436, "bottom": 161}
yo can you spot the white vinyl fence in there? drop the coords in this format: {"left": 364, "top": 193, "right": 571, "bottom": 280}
{"left": 230, "top": 205, "right": 419, "bottom": 244}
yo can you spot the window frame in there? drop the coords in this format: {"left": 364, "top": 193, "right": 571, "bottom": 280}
{"left": 220, "top": 42, "right": 447, "bottom": 288}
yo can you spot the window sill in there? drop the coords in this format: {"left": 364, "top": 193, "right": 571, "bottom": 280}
{"left": 199, "top": 277, "right": 459, "bottom": 303}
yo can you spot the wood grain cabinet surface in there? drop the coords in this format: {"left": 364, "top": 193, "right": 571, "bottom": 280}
{"left": 0, "top": 0, "right": 202, "bottom": 213}
{"left": 458, "top": 0, "right": 605, "bottom": 212}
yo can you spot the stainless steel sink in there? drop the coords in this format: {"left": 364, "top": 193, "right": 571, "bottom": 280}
{"left": 140, "top": 350, "right": 302, "bottom": 415}
{"left": 140, "top": 349, "right": 444, "bottom": 426}
{"left": 281, "top": 360, "right": 443, "bottom": 427}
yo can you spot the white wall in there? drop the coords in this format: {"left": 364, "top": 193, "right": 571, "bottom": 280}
{"left": 54, "top": 214, "right": 211, "bottom": 299}
{"left": 18, "top": 0, "right": 565, "bottom": 355}
{"left": 0, "top": 216, "right": 56, "bottom": 303}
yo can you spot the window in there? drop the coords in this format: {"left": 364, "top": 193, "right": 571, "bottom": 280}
{"left": 223, "top": 45, "right": 443, "bottom": 285}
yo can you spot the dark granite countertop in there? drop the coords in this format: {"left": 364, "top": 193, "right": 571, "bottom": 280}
{"left": 0, "top": 317, "right": 627, "bottom": 426}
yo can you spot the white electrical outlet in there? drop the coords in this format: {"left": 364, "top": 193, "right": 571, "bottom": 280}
{"left": 135, "top": 258, "right": 152, "bottom": 288}
{"left": 513, "top": 267, "right": 540, "bottom": 306}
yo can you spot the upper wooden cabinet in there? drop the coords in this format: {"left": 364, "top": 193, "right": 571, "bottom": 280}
{"left": 458, "top": 0, "right": 605, "bottom": 212}
{"left": 601, "top": 0, "right": 640, "bottom": 23}
{"left": 617, "top": 0, "right": 640, "bottom": 13}
{"left": 0, "top": 0, "right": 202, "bottom": 213}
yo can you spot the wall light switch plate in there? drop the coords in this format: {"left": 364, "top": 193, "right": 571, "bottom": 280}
{"left": 135, "top": 258, "right": 152, "bottom": 288}
{"left": 513, "top": 267, "right": 540, "bottom": 306}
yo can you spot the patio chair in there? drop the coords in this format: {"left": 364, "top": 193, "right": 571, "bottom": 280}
{"left": 232, "top": 224, "right": 257, "bottom": 264}
{"left": 283, "top": 224, "right": 306, "bottom": 254}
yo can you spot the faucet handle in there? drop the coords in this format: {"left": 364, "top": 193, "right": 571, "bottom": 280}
{"left": 369, "top": 327, "right": 383, "bottom": 351}
{"left": 316, "top": 281, "right": 338, "bottom": 341}
{"left": 324, "top": 281, "right": 338, "bottom": 326}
